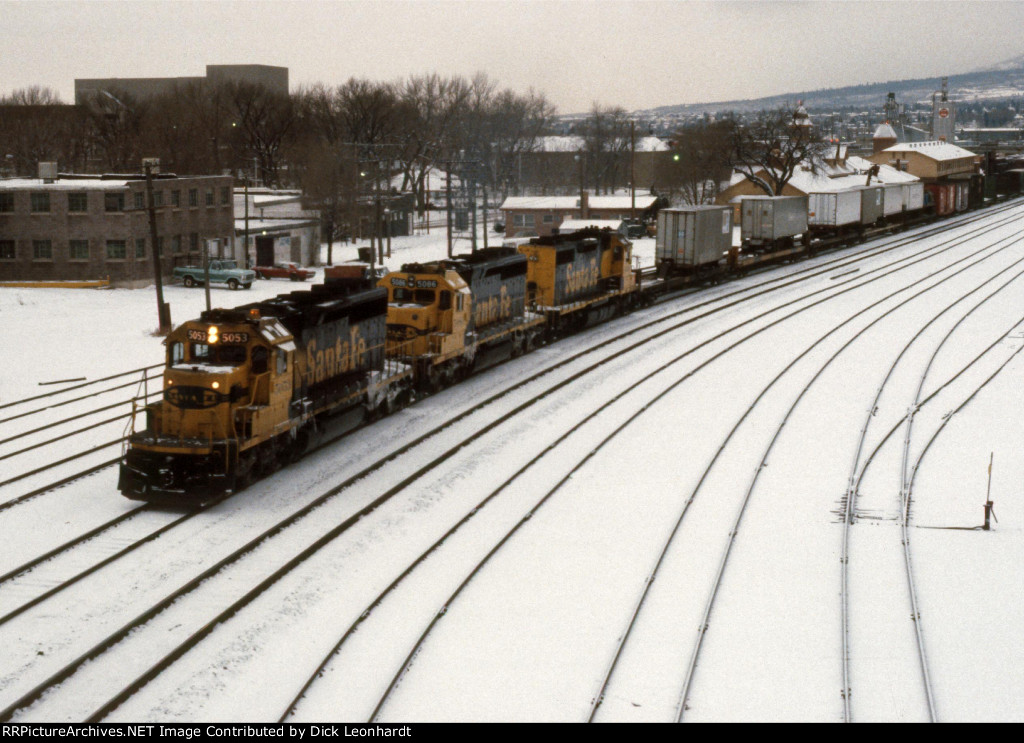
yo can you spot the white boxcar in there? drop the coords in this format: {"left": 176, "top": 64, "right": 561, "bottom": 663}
{"left": 656, "top": 206, "right": 732, "bottom": 269}
{"left": 880, "top": 183, "right": 904, "bottom": 217}
{"left": 807, "top": 190, "right": 861, "bottom": 228}
{"left": 740, "top": 195, "right": 808, "bottom": 247}
{"left": 902, "top": 182, "right": 925, "bottom": 212}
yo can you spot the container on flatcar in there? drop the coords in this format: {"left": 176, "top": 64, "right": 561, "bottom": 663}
{"left": 739, "top": 195, "right": 807, "bottom": 249}
{"left": 924, "top": 182, "right": 956, "bottom": 216}
{"left": 902, "top": 182, "right": 925, "bottom": 212}
{"left": 807, "top": 189, "right": 861, "bottom": 228}
{"left": 656, "top": 205, "right": 732, "bottom": 271}
{"left": 858, "top": 185, "right": 884, "bottom": 225}
{"left": 880, "top": 184, "right": 904, "bottom": 218}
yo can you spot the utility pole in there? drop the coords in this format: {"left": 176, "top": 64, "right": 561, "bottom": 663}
{"left": 243, "top": 173, "right": 250, "bottom": 267}
{"left": 143, "top": 159, "right": 171, "bottom": 334}
{"left": 446, "top": 166, "right": 453, "bottom": 258}
{"left": 630, "top": 120, "right": 637, "bottom": 221}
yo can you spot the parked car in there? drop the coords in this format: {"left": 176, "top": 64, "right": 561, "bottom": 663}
{"left": 172, "top": 260, "right": 255, "bottom": 290}
{"left": 253, "top": 262, "right": 316, "bottom": 281}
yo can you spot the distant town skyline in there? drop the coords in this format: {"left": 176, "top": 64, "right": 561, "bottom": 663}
{"left": 5, "top": 0, "right": 1024, "bottom": 114}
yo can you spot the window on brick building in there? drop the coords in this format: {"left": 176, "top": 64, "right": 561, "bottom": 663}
{"left": 33, "top": 240, "right": 52, "bottom": 259}
{"left": 106, "top": 240, "right": 127, "bottom": 260}
{"left": 205, "top": 189, "right": 214, "bottom": 206}
{"left": 171, "top": 190, "right": 180, "bottom": 207}
{"left": 221, "top": 187, "right": 230, "bottom": 205}
{"left": 0, "top": 240, "right": 15, "bottom": 260}
{"left": 135, "top": 238, "right": 146, "bottom": 258}
{"left": 30, "top": 193, "right": 50, "bottom": 213}
{"left": 0, "top": 193, "right": 13, "bottom": 213}
{"left": 134, "top": 192, "right": 145, "bottom": 210}
{"left": 172, "top": 235, "right": 182, "bottom": 254}
{"left": 105, "top": 193, "right": 124, "bottom": 212}
{"left": 69, "top": 239, "right": 89, "bottom": 260}
{"left": 68, "top": 193, "right": 88, "bottom": 212}
{"left": 188, "top": 189, "right": 198, "bottom": 207}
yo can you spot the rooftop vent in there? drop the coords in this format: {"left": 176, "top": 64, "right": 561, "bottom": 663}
{"left": 38, "top": 162, "right": 58, "bottom": 183}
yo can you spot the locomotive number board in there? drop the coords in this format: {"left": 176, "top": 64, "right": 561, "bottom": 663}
{"left": 391, "top": 277, "right": 439, "bottom": 288}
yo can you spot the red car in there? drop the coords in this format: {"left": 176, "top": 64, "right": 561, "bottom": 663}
{"left": 253, "top": 262, "right": 316, "bottom": 281}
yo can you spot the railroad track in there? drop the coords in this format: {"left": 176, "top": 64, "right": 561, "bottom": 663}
{"left": 576, "top": 228, "right": 1024, "bottom": 721}
{"left": 286, "top": 212, "right": 1024, "bottom": 721}
{"left": 839, "top": 254, "right": 1024, "bottom": 722}
{"left": 3, "top": 203, "right": 1022, "bottom": 721}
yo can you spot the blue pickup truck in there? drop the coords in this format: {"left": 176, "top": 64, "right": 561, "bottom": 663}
{"left": 172, "top": 260, "right": 256, "bottom": 290}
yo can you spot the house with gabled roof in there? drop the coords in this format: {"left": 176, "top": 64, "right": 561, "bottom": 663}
{"left": 867, "top": 141, "right": 979, "bottom": 181}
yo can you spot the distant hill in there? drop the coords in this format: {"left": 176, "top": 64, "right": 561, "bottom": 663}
{"left": 633, "top": 57, "right": 1024, "bottom": 117}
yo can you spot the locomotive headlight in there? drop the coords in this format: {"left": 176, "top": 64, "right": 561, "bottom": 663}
{"left": 208, "top": 326, "right": 219, "bottom": 344}
{"left": 211, "top": 381, "right": 220, "bottom": 389}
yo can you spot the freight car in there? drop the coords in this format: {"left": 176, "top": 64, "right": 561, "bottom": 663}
{"left": 656, "top": 205, "right": 733, "bottom": 277}
{"left": 739, "top": 196, "right": 807, "bottom": 252}
{"left": 119, "top": 273, "right": 412, "bottom": 502}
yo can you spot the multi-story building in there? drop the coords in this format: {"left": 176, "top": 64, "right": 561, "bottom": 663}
{"left": 0, "top": 172, "right": 235, "bottom": 287}
{"left": 74, "top": 64, "right": 288, "bottom": 103}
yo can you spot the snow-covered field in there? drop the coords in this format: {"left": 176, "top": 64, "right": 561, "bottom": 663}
{"left": 1, "top": 211, "right": 1023, "bottom": 722}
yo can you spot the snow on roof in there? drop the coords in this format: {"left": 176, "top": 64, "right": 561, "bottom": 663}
{"left": 730, "top": 154, "right": 919, "bottom": 196}
{"left": 0, "top": 177, "right": 131, "bottom": 191}
{"left": 873, "top": 123, "right": 898, "bottom": 140}
{"left": 558, "top": 219, "right": 626, "bottom": 232}
{"left": 500, "top": 196, "right": 580, "bottom": 210}
{"left": 534, "top": 135, "right": 669, "bottom": 153}
{"left": 881, "top": 140, "right": 978, "bottom": 161}
{"left": 589, "top": 194, "right": 658, "bottom": 209}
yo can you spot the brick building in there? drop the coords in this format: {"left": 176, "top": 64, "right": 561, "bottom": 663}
{"left": 74, "top": 64, "right": 288, "bottom": 103}
{"left": 0, "top": 173, "right": 235, "bottom": 287}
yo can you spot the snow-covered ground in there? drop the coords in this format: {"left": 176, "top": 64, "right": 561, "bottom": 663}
{"left": 1, "top": 211, "right": 1023, "bottom": 722}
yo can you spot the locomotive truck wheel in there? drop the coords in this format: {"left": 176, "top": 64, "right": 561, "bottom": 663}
{"left": 227, "top": 279, "right": 239, "bottom": 291}
{"left": 183, "top": 275, "right": 196, "bottom": 288}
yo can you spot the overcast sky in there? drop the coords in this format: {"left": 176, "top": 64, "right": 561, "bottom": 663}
{"left": 5, "top": 0, "right": 1024, "bottom": 114}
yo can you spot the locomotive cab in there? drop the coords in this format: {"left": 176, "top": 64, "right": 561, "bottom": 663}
{"left": 120, "top": 309, "right": 301, "bottom": 502}
{"left": 379, "top": 266, "right": 472, "bottom": 361}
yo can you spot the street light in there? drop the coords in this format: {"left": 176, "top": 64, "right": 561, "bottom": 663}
{"left": 383, "top": 207, "right": 391, "bottom": 258}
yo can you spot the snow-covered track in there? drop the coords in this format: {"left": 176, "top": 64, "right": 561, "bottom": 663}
{"left": 840, "top": 254, "right": 1024, "bottom": 721}
{"left": 576, "top": 226, "right": 1023, "bottom": 721}
{"left": 336, "top": 213, "right": 1023, "bottom": 723}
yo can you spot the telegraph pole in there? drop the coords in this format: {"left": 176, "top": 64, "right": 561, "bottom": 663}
{"left": 143, "top": 159, "right": 171, "bottom": 334}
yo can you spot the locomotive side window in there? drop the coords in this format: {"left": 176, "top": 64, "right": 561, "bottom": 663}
{"left": 276, "top": 349, "right": 287, "bottom": 374}
{"left": 169, "top": 342, "right": 184, "bottom": 366}
{"left": 439, "top": 291, "right": 451, "bottom": 310}
{"left": 252, "top": 346, "right": 269, "bottom": 375}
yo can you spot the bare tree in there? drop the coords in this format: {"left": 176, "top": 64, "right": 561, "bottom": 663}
{"left": 577, "top": 104, "right": 631, "bottom": 194}
{"left": 662, "top": 120, "right": 733, "bottom": 204}
{"left": 228, "top": 82, "right": 296, "bottom": 187}
{"left": 82, "top": 88, "right": 149, "bottom": 172}
{"left": 0, "top": 86, "right": 84, "bottom": 175}
{"left": 728, "top": 105, "right": 829, "bottom": 196}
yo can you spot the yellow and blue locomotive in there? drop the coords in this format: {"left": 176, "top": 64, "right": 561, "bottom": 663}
{"left": 118, "top": 271, "right": 410, "bottom": 502}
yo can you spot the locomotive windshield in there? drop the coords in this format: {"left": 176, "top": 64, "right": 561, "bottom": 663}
{"left": 392, "top": 288, "right": 436, "bottom": 305}
{"left": 189, "top": 342, "right": 248, "bottom": 366}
